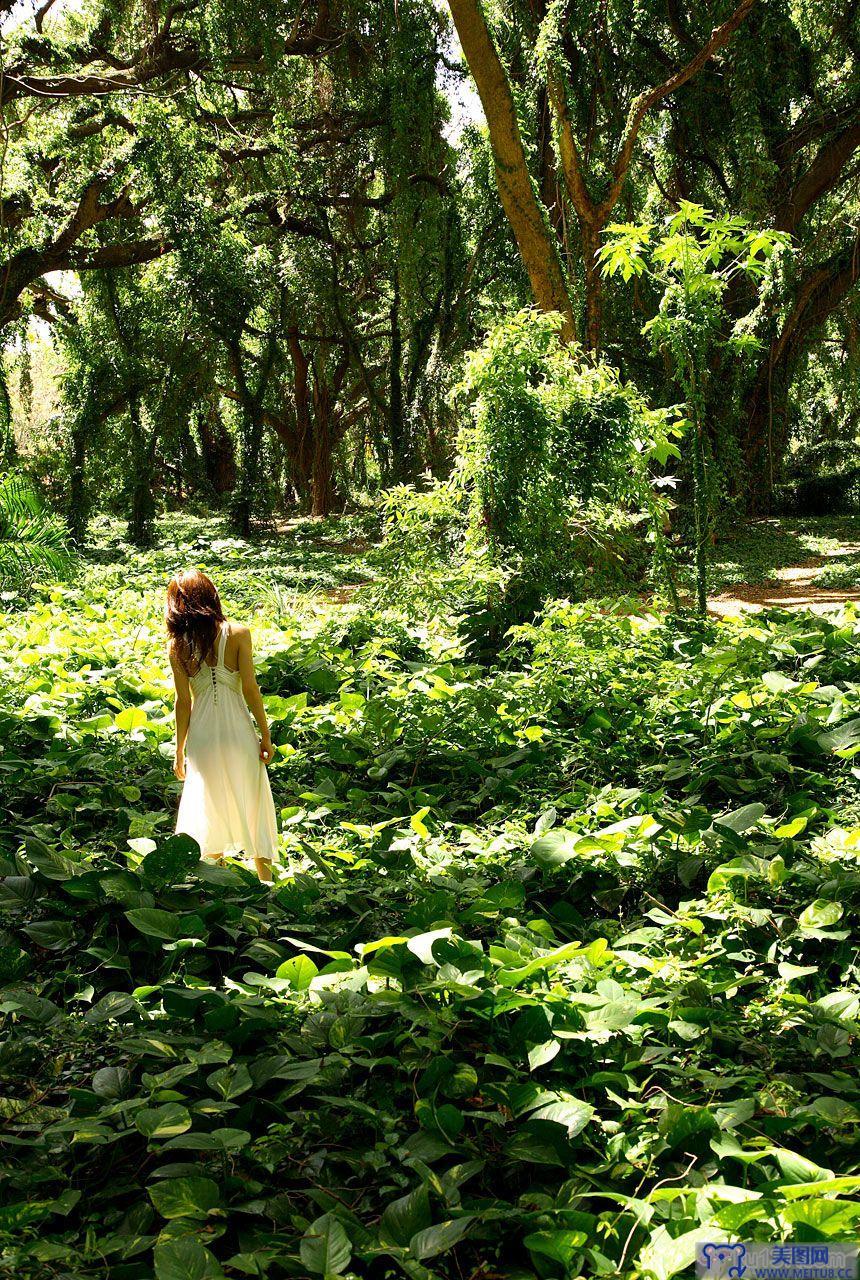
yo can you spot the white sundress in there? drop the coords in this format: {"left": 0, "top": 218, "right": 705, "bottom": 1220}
{"left": 176, "top": 623, "right": 278, "bottom": 865}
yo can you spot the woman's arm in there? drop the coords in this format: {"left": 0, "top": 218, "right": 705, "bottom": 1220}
{"left": 169, "top": 646, "right": 192, "bottom": 780}
{"left": 236, "top": 626, "right": 273, "bottom": 763}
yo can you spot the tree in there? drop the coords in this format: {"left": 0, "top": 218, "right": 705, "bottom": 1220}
{"left": 3, "top": 0, "right": 481, "bottom": 531}
{"left": 445, "top": 0, "right": 576, "bottom": 339}
{"left": 448, "top": 0, "right": 860, "bottom": 507}
{"left": 447, "top": 0, "right": 757, "bottom": 350}
{"left": 601, "top": 203, "right": 788, "bottom": 610}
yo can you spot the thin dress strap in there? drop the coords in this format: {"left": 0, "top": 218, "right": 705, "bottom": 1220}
{"left": 217, "top": 622, "right": 228, "bottom": 667}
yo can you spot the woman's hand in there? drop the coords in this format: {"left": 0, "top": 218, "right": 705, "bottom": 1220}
{"left": 173, "top": 751, "right": 186, "bottom": 781}
{"left": 259, "top": 736, "right": 273, "bottom": 765}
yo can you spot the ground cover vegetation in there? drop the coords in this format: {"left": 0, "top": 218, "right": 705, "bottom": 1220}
{"left": 2, "top": 520, "right": 860, "bottom": 1279}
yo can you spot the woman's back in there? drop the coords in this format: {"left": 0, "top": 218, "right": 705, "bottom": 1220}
{"left": 166, "top": 569, "right": 277, "bottom": 881}
{"left": 187, "top": 621, "right": 243, "bottom": 701}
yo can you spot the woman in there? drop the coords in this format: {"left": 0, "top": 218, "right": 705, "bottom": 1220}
{"left": 166, "top": 569, "right": 278, "bottom": 882}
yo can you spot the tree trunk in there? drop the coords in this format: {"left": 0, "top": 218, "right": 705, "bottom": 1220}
{"left": 742, "top": 372, "right": 791, "bottom": 514}
{"left": 446, "top": 0, "right": 576, "bottom": 340}
{"left": 288, "top": 326, "right": 314, "bottom": 507}
{"left": 740, "top": 238, "right": 859, "bottom": 511}
{"left": 581, "top": 223, "right": 604, "bottom": 353}
{"left": 67, "top": 419, "right": 89, "bottom": 545}
{"left": 126, "top": 395, "right": 156, "bottom": 546}
{"left": 197, "top": 401, "right": 236, "bottom": 498}
{"left": 311, "top": 358, "right": 337, "bottom": 517}
{"left": 389, "top": 267, "right": 408, "bottom": 479}
{"left": 536, "top": 83, "right": 565, "bottom": 245}
{"left": 227, "top": 339, "right": 267, "bottom": 537}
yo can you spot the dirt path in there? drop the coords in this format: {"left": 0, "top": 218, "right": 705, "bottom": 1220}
{"left": 709, "top": 550, "right": 860, "bottom": 616}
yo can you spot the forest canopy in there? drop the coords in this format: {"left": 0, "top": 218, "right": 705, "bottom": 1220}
{"left": 1, "top": 0, "right": 857, "bottom": 545}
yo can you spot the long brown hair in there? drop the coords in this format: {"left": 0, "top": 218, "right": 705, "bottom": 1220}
{"left": 166, "top": 569, "right": 225, "bottom": 674}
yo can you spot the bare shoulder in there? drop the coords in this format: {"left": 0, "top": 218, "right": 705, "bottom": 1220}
{"left": 229, "top": 621, "right": 253, "bottom": 651}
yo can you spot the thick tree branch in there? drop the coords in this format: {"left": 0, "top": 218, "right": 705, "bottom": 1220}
{"left": 550, "top": 0, "right": 756, "bottom": 225}
{"left": 544, "top": 0, "right": 756, "bottom": 348}
{"left": 776, "top": 98, "right": 860, "bottom": 163}
{"left": 1, "top": 46, "right": 203, "bottom": 106}
{"left": 62, "top": 238, "right": 172, "bottom": 271}
{"left": 2, "top": 3, "right": 343, "bottom": 106}
{"left": 0, "top": 173, "right": 168, "bottom": 326}
{"left": 744, "top": 234, "right": 860, "bottom": 470}
{"left": 603, "top": 0, "right": 757, "bottom": 218}
{"left": 775, "top": 119, "right": 860, "bottom": 232}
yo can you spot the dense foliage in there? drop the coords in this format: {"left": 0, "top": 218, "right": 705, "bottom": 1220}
{"left": 457, "top": 311, "right": 683, "bottom": 606}
{"left": 0, "top": 473, "right": 74, "bottom": 589}
{"left": 450, "top": 0, "right": 859, "bottom": 511}
{"left": 2, "top": 0, "right": 858, "bottom": 533}
{"left": 2, "top": 520, "right": 860, "bottom": 1278}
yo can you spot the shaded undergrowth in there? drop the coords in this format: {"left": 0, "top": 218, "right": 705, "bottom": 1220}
{"left": 1, "top": 519, "right": 860, "bottom": 1279}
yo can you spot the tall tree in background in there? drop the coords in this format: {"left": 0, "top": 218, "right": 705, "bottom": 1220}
{"left": 3, "top": 0, "right": 858, "bottom": 522}
{"left": 448, "top": 0, "right": 860, "bottom": 507}
{"left": 1, "top": 0, "right": 484, "bottom": 532}
{"left": 447, "top": 0, "right": 757, "bottom": 351}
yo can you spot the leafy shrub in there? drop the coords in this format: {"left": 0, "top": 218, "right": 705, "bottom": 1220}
{"left": 369, "top": 472, "right": 508, "bottom": 623}
{"left": 455, "top": 310, "right": 681, "bottom": 608}
{"left": 775, "top": 468, "right": 860, "bottom": 516}
{"left": 813, "top": 557, "right": 860, "bottom": 589}
{"left": 377, "top": 477, "right": 467, "bottom": 570}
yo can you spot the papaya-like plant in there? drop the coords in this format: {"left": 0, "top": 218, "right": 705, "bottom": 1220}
{"left": 600, "top": 203, "right": 790, "bottom": 613}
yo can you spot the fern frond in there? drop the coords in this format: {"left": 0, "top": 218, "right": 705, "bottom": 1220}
{"left": 0, "top": 471, "right": 75, "bottom": 588}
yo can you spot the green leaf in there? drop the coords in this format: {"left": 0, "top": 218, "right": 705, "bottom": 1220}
{"left": 380, "top": 1186, "right": 432, "bottom": 1247}
{"left": 780, "top": 1199, "right": 860, "bottom": 1235}
{"left": 154, "top": 1237, "right": 225, "bottom": 1280}
{"left": 275, "top": 954, "right": 319, "bottom": 989}
{"left": 777, "top": 962, "right": 818, "bottom": 982}
{"left": 125, "top": 908, "right": 182, "bottom": 941}
{"left": 531, "top": 829, "right": 579, "bottom": 866}
{"left": 409, "top": 1216, "right": 475, "bottom": 1260}
{"left": 406, "top": 928, "right": 454, "bottom": 964}
{"left": 529, "top": 1098, "right": 594, "bottom": 1138}
{"left": 497, "top": 940, "right": 582, "bottom": 986}
{"left": 707, "top": 855, "right": 768, "bottom": 893}
{"left": 817, "top": 717, "right": 860, "bottom": 753}
{"left": 528, "top": 1039, "right": 560, "bottom": 1071}
{"left": 525, "top": 1229, "right": 588, "bottom": 1266}
{"left": 142, "top": 834, "right": 201, "bottom": 887}
{"left": 639, "top": 1226, "right": 707, "bottom": 1280}
{"left": 92, "top": 1066, "right": 131, "bottom": 1099}
{"left": 713, "top": 802, "right": 766, "bottom": 834}
{"left": 207, "top": 1063, "right": 252, "bottom": 1099}
{"left": 774, "top": 1148, "right": 833, "bottom": 1183}
{"left": 798, "top": 899, "right": 843, "bottom": 931}
{"left": 136, "top": 1104, "right": 192, "bottom": 1139}
{"left": 410, "top": 806, "right": 431, "bottom": 838}
{"left": 773, "top": 816, "right": 807, "bottom": 839}
{"left": 658, "top": 1103, "right": 717, "bottom": 1149}
{"left": 149, "top": 1177, "right": 220, "bottom": 1219}
{"left": 114, "top": 707, "right": 149, "bottom": 731}
{"left": 299, "top": 1213, "right": 352, "bottom": 1275}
